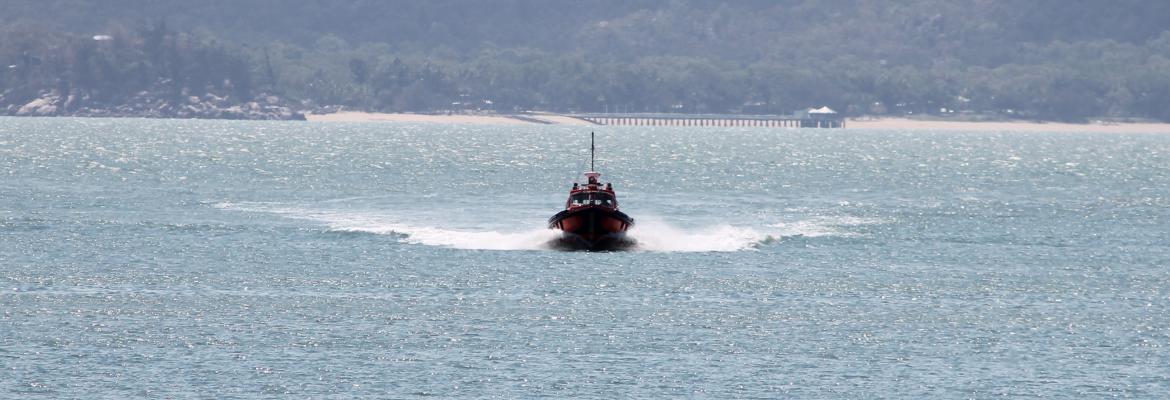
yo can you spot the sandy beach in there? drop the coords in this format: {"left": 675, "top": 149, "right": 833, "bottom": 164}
{"left": 305, "top": 111, "right": 533, "bottom": 125}
{"left": 306, "top": 111, "right": 1170, "bottom": 133}
{"left": 306, "top": 111, "right": 598, "bottom": 126}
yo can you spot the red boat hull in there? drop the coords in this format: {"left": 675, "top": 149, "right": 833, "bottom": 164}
{"left": 547, "top": 206, "right": 635, "bottom": 251}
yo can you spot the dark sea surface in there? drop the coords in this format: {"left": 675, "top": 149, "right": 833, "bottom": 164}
{"left": 2, "top": 117, "right": 1168, "bottom": 398}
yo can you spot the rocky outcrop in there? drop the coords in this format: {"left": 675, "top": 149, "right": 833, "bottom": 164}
{"left": 2, "top": 90, "right": 306, "bottom": 121}
{"left": 16, "top": 96, "right": 60, "bottom": 116}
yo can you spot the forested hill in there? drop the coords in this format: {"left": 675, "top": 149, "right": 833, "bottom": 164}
{"left": 3, "top": 0, "right": 1170, "bottom": 121}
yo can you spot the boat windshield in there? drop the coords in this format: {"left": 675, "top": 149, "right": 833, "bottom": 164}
{"left": 570, "top": 192, "right": 616, "bottom": 207}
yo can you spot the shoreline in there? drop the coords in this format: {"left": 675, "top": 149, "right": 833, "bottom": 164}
{"left": 845, "top": 117, "right": 1170, "bottom": 133}
{"left": 305, "top": 112, "right": 1170, "bottom": 133}
{"left": 305, "top": 111, "right": 532, "bottom": 125}
{"left": 304, "top": 111, "right": 595, "bottom": 126}
{"left": 6, "top": 112, "right": 1168, "bottom": 133}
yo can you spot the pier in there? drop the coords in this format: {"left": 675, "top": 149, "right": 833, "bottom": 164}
{"left": 569, "top": 112, "right": 844, "bottom": 128}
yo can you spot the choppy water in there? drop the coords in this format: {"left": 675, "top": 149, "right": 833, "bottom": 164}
{"left": 2, "top": 117, "right": 1169, "bottom": 398}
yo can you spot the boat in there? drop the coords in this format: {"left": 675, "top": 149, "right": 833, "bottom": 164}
{"left": 547, "top": 133, "right": 635, "bottom": 251}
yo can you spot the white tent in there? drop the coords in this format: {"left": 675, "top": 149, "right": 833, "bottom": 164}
{"left": 809, "top": 106, "right": 837, "bottom": 114}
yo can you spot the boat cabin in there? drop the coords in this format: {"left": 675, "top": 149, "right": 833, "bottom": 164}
{"left": 565, "top": 171, "right": 620, "bottom": 209}
{"left": 568, "top": 190, "right": 616, "bottom": 208}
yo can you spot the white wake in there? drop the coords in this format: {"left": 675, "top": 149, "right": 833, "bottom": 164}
{"left": 216, "top": 202, "right": 884, "bottom": 252}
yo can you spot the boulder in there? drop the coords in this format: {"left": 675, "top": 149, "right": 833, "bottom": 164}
{"left": 203, "top": 94, "right": 225, "bottom": 105}
{"left": 17, "top": 97, "right": 58, "bottom": 116}
{"left": 221, "top": 105, "right": 245, "bottom": 119}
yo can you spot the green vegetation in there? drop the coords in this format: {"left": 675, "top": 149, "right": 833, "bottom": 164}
{"left": 3, "top": 0, "right": 1170, "bottom": 121}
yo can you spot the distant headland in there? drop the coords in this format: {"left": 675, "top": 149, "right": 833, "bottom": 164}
{"left": 4, "top": 1, "right": 1170, "bottom": 128}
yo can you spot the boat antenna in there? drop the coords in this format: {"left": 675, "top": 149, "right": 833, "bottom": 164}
{"left": 590, "top": 132, "right": 595, "bottom": 171}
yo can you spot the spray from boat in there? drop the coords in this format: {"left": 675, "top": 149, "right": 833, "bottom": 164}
{"left": 215, "top": 202, "right": 883, "bottom": 252}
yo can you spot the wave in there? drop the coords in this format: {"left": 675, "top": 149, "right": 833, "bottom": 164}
{"left": 625, "top": 218, "right": 771, "bottom": 252}
{"left": 626, "top": 215, "right": 887, "bottom": 252}
{"left": 215, "top": 202, "right": 884, "bottom": 252}
{"left": 335, "top": 222, "right": 565, "bottom": 251}
{"left": 217, "top": 202, "right": 563, "bottom": 250}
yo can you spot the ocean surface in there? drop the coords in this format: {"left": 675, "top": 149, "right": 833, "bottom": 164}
{"left": 2, "top": 117, "right": 1168, "bottom": 398}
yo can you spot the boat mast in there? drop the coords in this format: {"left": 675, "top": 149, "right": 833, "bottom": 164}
{"left": 590, "top": 132, "right": 595, "bottom": 171}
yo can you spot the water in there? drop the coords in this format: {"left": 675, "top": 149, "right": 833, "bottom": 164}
{"left": 2, "top": 117, "right": 1168, "bottom": 398}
